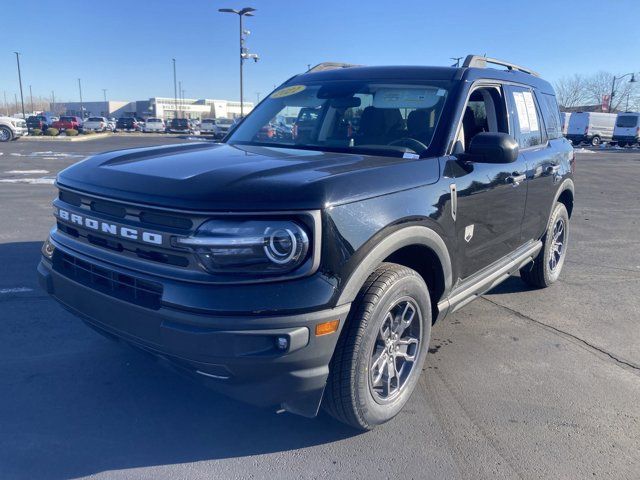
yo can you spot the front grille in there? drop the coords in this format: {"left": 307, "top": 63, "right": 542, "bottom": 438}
{"left": 55, "top": 188, "right": 198, "bottom": 269}
{"left": 53, "top": 251, "right": 163, "bottom": 310}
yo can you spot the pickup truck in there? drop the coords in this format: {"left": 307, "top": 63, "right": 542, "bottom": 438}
{"left": 52, "top": 116, "right": 83, "bottom": 132}
{"left": 39, "top": 55, "right": 574, "bottom": 430}
{"left": 0, "top": 116, "right": 28, "bottom": 141}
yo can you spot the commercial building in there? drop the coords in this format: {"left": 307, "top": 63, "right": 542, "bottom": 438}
{"left": 140, "top": 97, "right": 254, "bottom": 120}
{"left": 58, "top": 101, "right": 134, "bottom": 118}
{"left": 57, "top": 97, "right": 254, "bottom": 120}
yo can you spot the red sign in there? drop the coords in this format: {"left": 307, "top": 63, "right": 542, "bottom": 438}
{"left": 602, "top": 94, "right": 611, "bottom": 112}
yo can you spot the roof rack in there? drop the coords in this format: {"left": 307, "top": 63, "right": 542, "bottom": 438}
{"left": 462, "top": 55, "right": 540, "bottom": 77}
{"left": 307, "top": 62, "right": 363, "bottom": 73}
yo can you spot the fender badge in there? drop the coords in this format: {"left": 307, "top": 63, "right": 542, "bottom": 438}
{"left": 464, "top": 224, "right": 474, "bottom": 243}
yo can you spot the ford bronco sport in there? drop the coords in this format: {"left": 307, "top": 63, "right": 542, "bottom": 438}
{"left": 38, "top": 55, "right": 574, "bottom": 430}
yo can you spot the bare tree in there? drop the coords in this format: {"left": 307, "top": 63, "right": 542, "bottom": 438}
{"left": 584, "top": 71, "right": 637, "bottom": 112}
{"left": 554, "top": 74, "right": 590, "bottom": 108}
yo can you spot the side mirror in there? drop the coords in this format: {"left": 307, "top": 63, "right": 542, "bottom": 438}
{"left": 464, "top": 132, "right": 519, "bottom": 164}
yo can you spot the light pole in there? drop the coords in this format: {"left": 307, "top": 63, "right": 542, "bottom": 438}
{"left": 51, "top": 91, "right": 56, "bottom": 114}
{"left": 3, "top": 91, "right": 8, "bottom": 116}
{"left": 78, "top": 78, "right": 84, "bottom": 119}
{"left": 29, "top": 85, "right": 34, "bottom": 114}
{"left": 14, "top": 52, "right": 26, "bottom": 119}
{"left": 102, "top": 89, "right": 108, "bottom": 117}
{"left": 450, "top": 56, "right": 463, "bottom": 68}
{"left": 172, "top": 58, "right": 178, "bottom": 120}
{"left": 218, "top": 7, "right": 259, "bottom": 117}
{"left": 609, "top": 72, "right": 636, "bottom": 113}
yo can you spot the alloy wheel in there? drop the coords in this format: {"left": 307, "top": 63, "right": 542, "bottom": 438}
{"left": 369, "top": 298, "right": 422, "bottom": 403}
{"left": 549, "top": 218, "right": 565, "bottom": 272}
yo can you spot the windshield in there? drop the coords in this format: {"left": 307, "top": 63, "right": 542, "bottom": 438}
{"left": 60, "top": 117, "right": 74, "bottom": 122}
{"left": 88, "top": 117, "right": 103, "bottom": 122}
{"left": 227, "top": 80, "right": 449, "bottom": 157}
{"left": 616, "top": 115, "right": 639, "bottom": 128}
{"left": 216, "top": 118, "right": 233, "bottom": 125}
{"left": 202, "top": 119, "right": 215, "bottom": 124}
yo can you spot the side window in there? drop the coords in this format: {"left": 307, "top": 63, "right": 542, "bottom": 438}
{"left": 506, "top": 86, "right": 543, "bottom": 148}
{"left": 457, "top": 86, "right": 508, "bottom": 153}
{"left": 539, "top": 93, "right": 562, "bottom": 139}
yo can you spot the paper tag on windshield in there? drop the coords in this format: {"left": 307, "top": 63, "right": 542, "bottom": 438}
{"left": 403, "top": 152, "right": 420, "bottom": 159}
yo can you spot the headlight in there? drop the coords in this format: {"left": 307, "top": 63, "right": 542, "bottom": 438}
{"left": 175, "top": 219, "right": 310, "bottom": 275}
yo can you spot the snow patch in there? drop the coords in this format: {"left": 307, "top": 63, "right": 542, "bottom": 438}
{"left": 5, "top": 169, "right": 50, "bottom": 174}
{"left": 573, "top": 148, "right": 596, "bottom": 154}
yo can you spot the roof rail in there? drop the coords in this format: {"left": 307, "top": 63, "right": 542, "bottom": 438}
{"left": 462, "top": 55, "right": 540, "bottom": 77}
{"left": 307, "top": 62, "right": 363, "bottom": 73}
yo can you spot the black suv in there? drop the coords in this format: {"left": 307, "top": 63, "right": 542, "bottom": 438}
{"left": 38, "top": 56, "right": 574, "bottom": 430}
{"left": 168, "top": 118, "right": 197, "bottom": 134}
{"left": 26, "top": 115, "right": 54, "bottom": 132}
{"left": 115, "top": 117, "right": 140, "bottom": 132}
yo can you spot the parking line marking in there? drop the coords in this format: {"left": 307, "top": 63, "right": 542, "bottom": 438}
{"left": 0, "top": 287, "right": 33, "bottom": 294}
{"left": 0, "top": 178, "right": 55, "bottom": 185}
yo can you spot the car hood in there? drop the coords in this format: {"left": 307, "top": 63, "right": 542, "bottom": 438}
{"left": 57, "top": 143, "right": 441, "bottom": 211}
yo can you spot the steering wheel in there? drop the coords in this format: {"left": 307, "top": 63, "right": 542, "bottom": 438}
{"left": 387, "top": 137, "right": 429, "bottom": 154}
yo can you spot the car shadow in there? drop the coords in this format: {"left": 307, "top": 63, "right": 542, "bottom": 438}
{"left": 485, "top": 274, "right": 539, "bottom": 295}
{"left": 0, "top": 242, "right": 359, "bottom": 479}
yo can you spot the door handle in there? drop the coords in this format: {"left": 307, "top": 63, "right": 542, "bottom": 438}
{"left": 507, "top": 172, "right": 526, "bottom": 186}
{"left": 545, "top": 165, "right": 560, "bottom": 176}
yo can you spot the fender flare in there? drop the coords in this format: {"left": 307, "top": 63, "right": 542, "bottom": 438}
{"left": 551, "top": 178, "right": 575, "bottom": 218}
{"left": 335, "top": 225, "right": 453, "bottom": 306}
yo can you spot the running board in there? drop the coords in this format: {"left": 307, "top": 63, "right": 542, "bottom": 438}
{"left": 437, "top": 240, "right": 542, "bottom": 318}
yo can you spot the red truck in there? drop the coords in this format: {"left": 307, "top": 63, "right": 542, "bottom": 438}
{"left": 52, "top": 116, "right": 83, "bottom": 131}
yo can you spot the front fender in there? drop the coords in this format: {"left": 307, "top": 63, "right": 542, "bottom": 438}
{"left": 335, "top": 225, "right": 452, "bottom": 306}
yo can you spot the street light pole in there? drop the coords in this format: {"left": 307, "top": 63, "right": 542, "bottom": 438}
{"left": 172, "top": 58, "right": 178, "bottom": 120}
{"left": 51, "top": 91, "right": 56, "bottom": 114}
{"left": 3, "top": 91, "right": 8, "bottom": 116}
{"left": 29, "top": 85, "right": 34, "bottom": 114}
{"left": 78, "top": 78, "right": 84, "bottom": 119}
{"left": 14, "top": 52, "right": 26, "bottom": 119}
{"left": 102, "top": 89, "right": 108, "bottom": 117}
{"left": 609, "top": 72, "right": 636, "bottom": 113}
{"left": 219, "top": 7, "right": 258, "bottom": 118}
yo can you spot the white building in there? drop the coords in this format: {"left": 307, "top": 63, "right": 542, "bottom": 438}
{"left": 142, "top": 97, "right": 254, "bottom": 120}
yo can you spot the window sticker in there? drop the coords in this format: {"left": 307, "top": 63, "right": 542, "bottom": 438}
{"left": 271, "top": 85, "right": 307, "bottom": 99}
{"left": 522, "top": 91, "right": 539, "bottom": 132}
{"left": 513, "top": 91, "right": 530, "bottom": 133}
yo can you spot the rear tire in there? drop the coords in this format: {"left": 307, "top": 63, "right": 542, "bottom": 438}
{"left": 520, "top": 202, "right": 569, "bottom": 288}
{"left": 591, "top": 136, "right": 601, "bottom": 146}
{"left": 323, "top": 263, "right": 431, "bottom": 430}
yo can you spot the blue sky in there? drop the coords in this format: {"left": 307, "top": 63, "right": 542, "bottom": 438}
{"left": 1, "top": 0, "right": 639, "bottom": 104}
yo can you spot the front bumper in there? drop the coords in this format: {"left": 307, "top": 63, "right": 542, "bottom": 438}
{"left": 37, "top": 246, "right": 350, "bottom": 417}
{"left": 612, "top": 135, "right": 638, "bottom": 144}
{"left": 13, "top": 126, "right": 28, "bottom": 137}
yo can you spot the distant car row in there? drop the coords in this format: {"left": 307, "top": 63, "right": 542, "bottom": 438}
{"left": 23, "top": 115, "right": 237, "bottom": 139}
{"left": 562, "top": 111, "right": 640, "bottom": 146}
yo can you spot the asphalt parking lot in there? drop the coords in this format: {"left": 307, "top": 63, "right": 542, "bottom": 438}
{"left": 0, "top": 137, "right": 638, "bottom": 479}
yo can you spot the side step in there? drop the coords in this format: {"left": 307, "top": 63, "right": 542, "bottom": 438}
{"left": 437, "top": 240, "right": 542, "bottom": 317}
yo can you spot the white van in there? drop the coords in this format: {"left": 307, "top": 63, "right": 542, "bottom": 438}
{"left": 612, "top": 113, "right": 640, "bottom": 147}
{"left": 566, "top": 112, "right": 617, "bottom": 146}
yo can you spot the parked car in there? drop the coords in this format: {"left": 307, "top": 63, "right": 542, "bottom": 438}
{"left": 115, "top": 117, "right": 140, "bottom": 132}
{"left": 106, "top": 119, "right": 117, "bottom": 132}
{"left": 292, "top": 107, "right": 322, "bottom": 142}
{"left": 83, "top": 117, "right": 109, "bottom": 132}
{"left": 26, "top": 114, "right": 55, "bottom": 132}
{"left": 52, "top": 116, "right": 83, "bottom": 132}
{"left": 200, "top": 117, "right": 234, "bottom": 139}
{"left": 612, "top": 112, "right": 640, "bottom": 147}
{"left": 39, "top": 55, "right": 575, "bottom": 430}
{"left": 142, "top": 118, "right": 165, "bottom": 133}
{"left": 566, "top": 112, "right": 616, "bottom": 146}
{"left": 167, "top": 118, "right": 197, "bottom": 134}
{"left": 0, "top": 116, "right": 28, "bottom": 141}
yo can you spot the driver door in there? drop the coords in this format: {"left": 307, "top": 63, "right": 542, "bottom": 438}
{"left": 451, "top": 84, "right": 529, "bottom": 279}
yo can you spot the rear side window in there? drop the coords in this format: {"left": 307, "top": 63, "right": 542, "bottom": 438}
{"left": 506, "top": 86, "right": 543, "bottom": 148}
{"left": 539, "top": 93, "right": 562, "bottom": 139}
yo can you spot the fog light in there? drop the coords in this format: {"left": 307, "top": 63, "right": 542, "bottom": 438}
{"left": 275, "top": 336, "right": 289, "bottom": 351}
{"left": 42, "top": 238, "right": 55, "bottom": 259}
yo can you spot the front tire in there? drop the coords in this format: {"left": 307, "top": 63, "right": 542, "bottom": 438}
{"left": 520, "top": 202, "right": 569, "bottom": 288}
{"left": 0, "top": 126, "right": 13, "bottom": 142}
{"left": 323, "top": 263, "right": 431, "bottom": 430}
